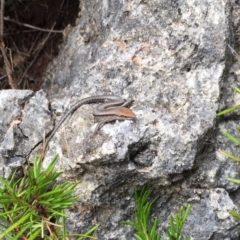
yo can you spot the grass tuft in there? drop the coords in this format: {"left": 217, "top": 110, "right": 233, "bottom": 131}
{"left": 217, "top": 65, "right": 240, "bottom": 221}
{"left": 122, "top": 186, "right": 191, "bottom": 240}
{"left": 0, "top": 154, "right": 98, "bottom": 239}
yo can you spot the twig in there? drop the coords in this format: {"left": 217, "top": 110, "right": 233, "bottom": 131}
{"left": 0, "top": 73, "right": 7, "bottom": 79}
{"left": 0, "top": 41, "right": 18, "bottom": 89}
{"left": 228, "top": 44, "right": 240, "bottom": 61}
{"left": 0, "top": 0, "right": 18, "bottom": 89}
{"left": 18, "top": 0, "right": 66, "bottom": 85}
{"left": 4, "top": 17, "right": 63, "bottom": 33}
{"left": 0, "top": 0, "right": 4, "bottom": 37}
{"left": 18, "top": 23, "right": 56, "bottom": 86}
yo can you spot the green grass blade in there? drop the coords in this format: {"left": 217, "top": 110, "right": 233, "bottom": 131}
{"left": 182, "top": 205, "right": 191, "bottom": 223}
{"left": 228, "top": 178, "right": 240, "bottom": 184}
{"left": 229, "top": 210, "right": 240, "bottom": 220}
{"left": 219, "top": 150, "right": 240, "bottom": 161}
{"left": 28, "top": 228, "right": 42, "bottom": 240}
{"left": 13, "top": 222, "right": 33, "bottom": 239}
{"left": 76, "top": 224, "right": 99, "bottom": 240}
{"left": 216, "top": 105, "right": 240, "bottom": 116}
{"left": 134, "top": 234, "right": 143, "bottom": 240}
{"left": 222, "top": 130, "right": 240, "bottom": 146}
{"left": 234, "top": 86, "right": 240, "bottom": 93}
{"left": 0, "top": 211, "right": 31, "bottom": 238}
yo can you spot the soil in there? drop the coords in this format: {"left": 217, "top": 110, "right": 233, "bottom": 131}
{"left": 1, "top": 0, "right": 79, "bottom": 91}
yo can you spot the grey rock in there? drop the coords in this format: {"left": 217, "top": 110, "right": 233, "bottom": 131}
{"left": 0, "top": 90, "right": 51, "bottom": 176}
{"left": 0, "top": 90, "right": 34, "bottom": 158}
{"left": 1, "top": 0, "right": 240, "bottom": 239}
{"left": 42, "top": 0, "right": 240, "bottom": 239}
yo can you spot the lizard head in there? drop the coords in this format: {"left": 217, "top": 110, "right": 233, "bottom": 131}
{"left": 116, "top": 107, "right": 136, "bottom": 118}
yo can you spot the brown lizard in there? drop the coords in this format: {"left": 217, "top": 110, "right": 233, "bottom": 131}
{"left": 43, "top": 95, "right": 135, "bottom": 153}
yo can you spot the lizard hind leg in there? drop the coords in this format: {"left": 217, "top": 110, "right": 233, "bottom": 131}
{"left": 94, "top": 116, "right": 131, "bottom": 134}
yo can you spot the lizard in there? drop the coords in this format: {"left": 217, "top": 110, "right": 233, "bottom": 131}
{"left": 43, "top": 95, "right": 135, "bottom": 153}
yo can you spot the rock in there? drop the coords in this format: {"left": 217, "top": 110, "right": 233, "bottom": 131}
{"left": 0, "top": 90, "right": 52, "bottom": 176}
{"left": 1, "top": 0, "right": 240, "bottom": 239}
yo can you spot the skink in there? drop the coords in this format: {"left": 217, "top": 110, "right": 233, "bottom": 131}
{"left": 44, "top": 95, "right": 135, "bottom": 152}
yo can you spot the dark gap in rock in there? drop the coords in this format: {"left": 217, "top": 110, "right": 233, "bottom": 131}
{"left": 0, "top": 0, "right": 79, "bottom": 91}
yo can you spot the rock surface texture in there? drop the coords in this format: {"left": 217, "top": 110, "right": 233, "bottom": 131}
{"left": 1, "top": 0, "right": 240, "bottom": 239}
